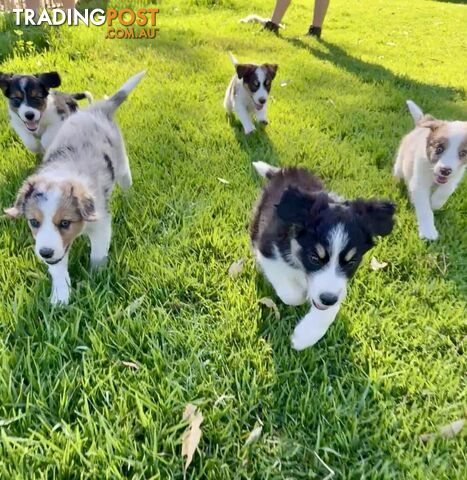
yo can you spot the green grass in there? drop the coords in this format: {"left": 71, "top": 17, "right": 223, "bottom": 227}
{"left": 0, "top": 0, "right": 466, "bottom": 478}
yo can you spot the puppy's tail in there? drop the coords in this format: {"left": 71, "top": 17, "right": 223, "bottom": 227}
{"left": 98, "top": 70, "right": 146, "bottom": 116}
{"left": 406, "top": 100, "right": 424, "bottom": 125}
{"left": 228, "top": 51, "right": 238, "bottom": 66}
{"left": 253, "top": 161, "right": 280, "bottom": 179}
{"left": 71, "top": 91, "right": 93, "bottom": 104}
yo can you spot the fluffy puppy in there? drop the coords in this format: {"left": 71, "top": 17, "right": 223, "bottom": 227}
{"left": 224, "top": 53, "right": 278, "bottom": 135}
{"left": 251, "top": 162, "right": 396, "bottom": 350}
{"left": 4, "top": 71, "right": 145, "bottom": 305}
{"left": 0, "top": 72, "right": 92, "bottom": 153}
{"left": 394, "top": 100, "right": 467, "bottom": 240}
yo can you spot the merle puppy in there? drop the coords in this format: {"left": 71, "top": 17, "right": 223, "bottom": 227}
{"left": 251, "top": 162, "right": 396, "bottom": 350}
{"left": 0, "top": 72, "right": 92, "bottom": 154}
{"left": 224, "top": 53, "right": 278, "bottom": 135}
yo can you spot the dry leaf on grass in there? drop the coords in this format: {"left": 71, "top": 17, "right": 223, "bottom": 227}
{"left": 259, "top": 297, "right": 280, "bottom": 320}
{"left": 280, "top": 79, "right": 291, "bottom": 87}
{"left": 370, "top": 257, "right": 388, "bottom": 271}
{"left": 244, "top": 425, "right": 263, "bottom": 447}
{"left": 181, "top": 404, "right": 204, "bottom": 477}
{"left": 419, "top": 419, "right": 465, "bottom": 442}
{"left": 228, "top": 259, "right": 245, "bottom": 278}
{"left": 217, "top": 177, "right": 230, "bottom": 185}
{"left": 121, "top": 361, "right": 139, "bottom": 370}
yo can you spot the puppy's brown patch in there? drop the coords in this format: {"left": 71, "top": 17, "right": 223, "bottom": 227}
{"left": 6, "top": 177, "right": 96, "bottom": 252}
{"left": 427, "top": 126, "right": 450, "bottom": 164}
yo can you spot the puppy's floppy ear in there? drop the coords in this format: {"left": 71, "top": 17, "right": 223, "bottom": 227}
{"left": 353, "top": 199, "right": 396, "bottom": 237}
{"left": 4, "top": 178, "right": 37, "bottom": 219}
{"left": 419, "top": 116, "right": 444, "bottom": 131}
{"left": 37, "top": 72, "right": 61, "bottom": 89}
{"left": 264, "top": 64, "right": 278, "bottom": 80}
{"left": 236, "top": 64, "right": 256, "bottom": 79}
{"left": 71, "top": 184, "right": 98, "bottom": 222}
{"left": 275, "top": 187, "right": 317, "bottom": 225}
{"left": 0, "top": 73, "right": 12, "bottom": 96}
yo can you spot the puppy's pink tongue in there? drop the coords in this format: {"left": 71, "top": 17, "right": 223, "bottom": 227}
{"left": 25, "top": 120, "right": 37, "bottom": 131}
{"left": 436, "top": 175, "right": 448, "bottom": 184}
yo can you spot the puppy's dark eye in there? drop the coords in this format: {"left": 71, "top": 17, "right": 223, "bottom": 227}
{"left": 459, "top": 150, "right": 467, "bottom": 158}
{"left": 309, "top": 253, "right": 325, "bottom": 264}
{"left": 435, "top": 145, "right": 444, "bottom": 155}
{"left": 58, "top": 220, "right": 71, "bottom": 229}
{"left": 252, "top": 80, "right": 259, "bottom": 88}
{"left": 29, "top": 219, "right": 40, "bottom": 228}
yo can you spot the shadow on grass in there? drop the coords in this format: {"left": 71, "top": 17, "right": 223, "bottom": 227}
{"left": 229, "top": 114, "right": 280, "bottom": 168}
{"left": 253, "top": 292, "right": 406, "bottom": 476}
{"left": 285, "top": 38, "right": 465, "bottom": 114}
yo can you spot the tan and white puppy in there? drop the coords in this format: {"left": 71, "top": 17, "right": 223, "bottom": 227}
{"left": 4, "top": 71, "right": 145, "bottom": 305}
{"left": 224, "top": 53, "right": 278, "bottom": 135}
{"left": 394, "top": 100, "right": 467, "bottom": 240}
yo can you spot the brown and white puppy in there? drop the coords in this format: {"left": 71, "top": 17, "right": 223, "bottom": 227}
{"left": 4, "top": 71, "right": 145, "bottom": 305}
{"left": 224, "top": 53, "right": 278, "bottom": 134}
{"left": 394, "top": 100, "right": 467, "bottom": 240}
{"left": 0, "top": 72, "right": 92, "bottom": 154}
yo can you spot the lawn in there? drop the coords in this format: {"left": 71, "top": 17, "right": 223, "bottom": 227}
{"left": 0, "top": 0, "right": 466, "bottom": 478}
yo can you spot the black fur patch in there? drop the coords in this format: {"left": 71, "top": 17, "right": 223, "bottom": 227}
{"left": 44, "top": 145, "right": 76, "bottom": 163}
{"left": 251, "top": 166, "right": 396, "bottom": 280}
{"left": 103, "top": 153, "right": 115, "bottom": 180}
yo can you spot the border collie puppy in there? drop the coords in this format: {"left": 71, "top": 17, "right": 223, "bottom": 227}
{"left": 251, "top": 162, "right": 396, "bottom": 350}
{"left": 4, "top": 71, "right": 145, "bottom": 305}
{"left": 394, "top": 100, "right": 467, "bottom": 240}
{"left": 0, "top": 72, "right": 92, "bottom": 154}
{"left": 224, "top": 53, "right": 278, "bottom": 135}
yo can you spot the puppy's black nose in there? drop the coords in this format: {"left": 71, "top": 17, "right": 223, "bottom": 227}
{"left": 258, "top": 97, "right": 266, "bottom": 105}
{"left": 39, "top": 248, "right": 54, "bottom": 259}
{"left": 319, "top": 293, "right": 338, "bottom": 306}
{"left": 25, "top": 112, "right": 35, "bottom": 120}
{"left": 439, "top": 167, "right": 452, "bottom": 177}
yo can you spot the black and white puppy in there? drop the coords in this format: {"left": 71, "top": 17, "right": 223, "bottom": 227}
{"left": 251, "top": 162, "right": 396, "bottom": 350}
{"left": 0, "top": 72, "right": 92, "bottom": 154}
{"left": 224, "top": 53, "right": 278, "bottom": 135}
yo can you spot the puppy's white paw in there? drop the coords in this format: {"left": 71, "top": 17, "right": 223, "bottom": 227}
{"left": 119, "top": 173, "right": 133, "bottom": 191}
{"left": 244, "top": 126, "right": 256, "bottom": 135}
{"left": 291, "top": 322, "right": 319, "bottom": 351}
{"left": 51, "top": 286, "right": 70, "bottom": 306}
{"left": 419, "top": 224, "right": 439, "bottom": 241}
{"left": 91, "top": 256, "right": 108, "bottom": 269}
{"left": 291, "top": 331, "right": 315, "bottom": 351}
